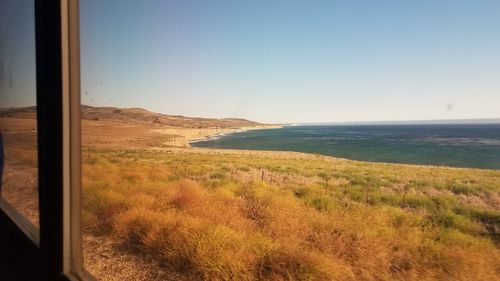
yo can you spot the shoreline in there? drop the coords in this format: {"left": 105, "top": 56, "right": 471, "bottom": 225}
{"left": 151, "top": 124, "right": 500, "bottom": 171}
{"left": 153, "top": 125, "right": 282, "bottom": 147}
{"left": 189, "top": 125, "right": 282, "bottom": 143}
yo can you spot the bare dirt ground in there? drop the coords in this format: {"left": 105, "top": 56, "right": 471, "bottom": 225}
{"left": 83, "top": 235, "right": 190, "bottom": 281}
{"left": 82, "top": 119, "right": 184, "bottom": 148}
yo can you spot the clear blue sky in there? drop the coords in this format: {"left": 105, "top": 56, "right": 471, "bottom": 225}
{"left": 0, "top": 0, "right": 36, "bottom": 109}
{"left": 79, "top": 0, "right": 498, "bottom": 123}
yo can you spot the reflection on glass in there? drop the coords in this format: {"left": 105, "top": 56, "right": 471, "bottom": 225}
{"left": 0, "top": 0, "right": 39, "bottom": 227}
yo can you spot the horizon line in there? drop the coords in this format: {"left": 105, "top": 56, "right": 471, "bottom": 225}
{"left": 295, "top": 118, "right": 500, "bottom": 126}
{"left": 2, "top": 104, "right": 500, "bottom": 125}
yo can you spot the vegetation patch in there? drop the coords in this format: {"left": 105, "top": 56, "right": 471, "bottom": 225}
{"left": 82, "top": 149, "right": 500, "bottom": 280}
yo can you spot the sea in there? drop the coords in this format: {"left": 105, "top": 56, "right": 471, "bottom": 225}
{"left": 191, "top": 124, "right": 500, "bottom": 170}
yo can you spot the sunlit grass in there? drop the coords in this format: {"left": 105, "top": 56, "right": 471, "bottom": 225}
{"left": 82, "top": 148, "right": 500, "bottom": 280}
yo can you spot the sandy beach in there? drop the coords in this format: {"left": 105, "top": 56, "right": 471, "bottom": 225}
{"left": 152, "top": 125, "right": 282, "bottom": 147}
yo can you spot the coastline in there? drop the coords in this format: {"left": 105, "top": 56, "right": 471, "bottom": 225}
{"left": 153, "top": 125, "right": 282, "bottom": 147}
{"left": 180, "top": 124, "right": 500, "bottom": 171}
{"left": 189, "top": 125, "right": 283, "bottom": 143}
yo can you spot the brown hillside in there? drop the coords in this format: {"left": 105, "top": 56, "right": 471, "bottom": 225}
{"left": 0, "top": 105, "right": 268, "bottom": 128}
{"left": 0, "top": 105, "right": 279, "bottom": 149}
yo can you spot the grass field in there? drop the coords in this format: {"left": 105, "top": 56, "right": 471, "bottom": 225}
{"left": 82, "top": 147, "right": 500, "bottom": 281}
{"left": 2, "top": 113, "right": 499, "bottom": 280}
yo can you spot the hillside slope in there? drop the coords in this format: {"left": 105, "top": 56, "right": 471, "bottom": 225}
{"left": 0, "top": 105, "right": 280, "bottom": 149}
{"left": 0, "top": 105, "right": 268, "bottom": 128}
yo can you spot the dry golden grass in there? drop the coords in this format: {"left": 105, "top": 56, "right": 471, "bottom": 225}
{"left": 82, "top": 149, "right": 500, "bottom": 281}
{"left": 2, "top": 113, "right": 498, "bottom": 280}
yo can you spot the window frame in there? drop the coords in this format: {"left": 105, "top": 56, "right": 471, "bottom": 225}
{"left": 0, "top": 0, "right": 86, "bottom": 280}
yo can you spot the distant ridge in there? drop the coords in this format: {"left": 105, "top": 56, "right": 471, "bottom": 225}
{"left": 0, "top": 105, "right": 269, "bottom": 128}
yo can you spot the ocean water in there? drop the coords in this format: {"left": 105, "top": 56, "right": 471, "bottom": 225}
{"left": 192, "top": 124, "right": 500, "bottom": 170}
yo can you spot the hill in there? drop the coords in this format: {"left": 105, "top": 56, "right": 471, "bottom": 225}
{"left": 0, "top": 105, "right": 267, "bottom": 128}
{"left": 0, "top": 105, "right": 280, "bottom": 149}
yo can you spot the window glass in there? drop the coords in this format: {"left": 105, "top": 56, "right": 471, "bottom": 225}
{"left": 81, "top": 1, "right": 500, "bottom": 280}
{"left": 0, "top": 0, "right": 38, "bottom": 228}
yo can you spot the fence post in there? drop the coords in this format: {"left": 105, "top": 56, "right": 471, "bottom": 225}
{"left": 402, "top": 185, "right": 407, "bottom": 208}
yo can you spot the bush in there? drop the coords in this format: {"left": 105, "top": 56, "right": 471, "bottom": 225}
{"left": 210, "top": 172, "right": 226, "bottom": 180}
{"left": 311, "top": 197, "right": 333, "bottom": 211}
{"left": 294, "top": 186, "right": 312, "bottom": 198}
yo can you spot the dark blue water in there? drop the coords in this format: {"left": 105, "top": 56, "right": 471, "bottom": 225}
{"left": 192, "top": 124, "right": 500, "bottom": 170}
